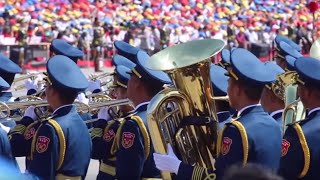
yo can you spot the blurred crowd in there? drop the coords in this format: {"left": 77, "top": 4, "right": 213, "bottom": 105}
{"left": 0, "top": 0, "right": 318, "bottom": 56}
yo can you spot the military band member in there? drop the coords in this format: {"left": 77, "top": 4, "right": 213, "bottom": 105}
{"left": 111, "top": 50, "right": 171, "bottom": 179}
{"left": 154, "top": 49, "right": 282, "bottom": 180}
{"left": 87, "top": 40, "right": 139, "bottom": 94}
{"left": 23, "top": 39, "right": 85, "bottom": 97}
{"left": 0, "top": 54, "right": 22, "bottom": 128}
{"left": 24, "top": 39, "right": 85, "bottom": 93}
{"left": 24, "top": 55, "right": 91, "bottom": 180}
{"left": 210, "top": 64, "right": 232, "bottom": 129}
{"left": 261, "top": 62, "right": 285, "bottom": 128}
{"left": 91, "top": 65, "right": 133, "bottom": 180}
{"left": 0, "top": 54, "right": 22, "bottom": 102}
{"left": 0, "top": 76, "right": 17, "bottom": 168}
{"left": 279, "top": 56, "right": 320, "bottom": 180}
{"left": 274, "top": 36, "right": 302, "bottom": 71}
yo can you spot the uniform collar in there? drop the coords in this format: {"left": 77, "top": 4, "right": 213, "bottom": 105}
{"left": 131, "top": 101, "right": 150, "bottom": 113}
{"left": 237, "top": 104, "right": 261, "bottom": 117}
{"left": 52, "top": 104, "right": 75, "bottom": 117}
{"left": 307, "top": 107, "right": 320, "bottom": 118}
{"left": 270, "top": 109, "right": 284, "bottom": 118}
{"left": 217, "top": 111, "right": 231, "bottom": 123}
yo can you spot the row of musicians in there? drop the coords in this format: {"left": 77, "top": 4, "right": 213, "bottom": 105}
{"left": 0, "top": 38, "right": 317, "bottom": 180}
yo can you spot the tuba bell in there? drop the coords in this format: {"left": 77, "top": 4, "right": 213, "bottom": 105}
{"left": 277, "top": 71, "right": 306, "bottom": 133}
{"left": 145, "top": 39, "right": 225, "bottom": 179}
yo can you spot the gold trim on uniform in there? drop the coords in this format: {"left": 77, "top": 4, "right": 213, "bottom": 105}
{"left": 100, "top": 162, "right": 116, "bottom": 176}
{"left": 218, "top": 62, "right": 225, "bottom": 69}
{"left": 192, "top": 166, "right": 205, "bottom": 180}
{"left": 10, "top": 124, "right": 26, "bottom": 134}
{"left": 31, "top": 124, "right": 41, "bottom": 160}
{"left": 91, "top": 128, "right": 103, "bottom": 139}
{"left": 296, "top": 77, "right": 305, "bottom": 85}
{"left": 231, "top": 120, "right": 249, "bottom": 166}
{"left": 217, "top": 125, "right": 227, "bottom": 156}
{"left": 111, "top": 115, "right": 150, "bottom": 158}
{"left": 56, "top": 174, "right": 81, "bottom": 180}
{"left": 116, "top": 81, "right": 127, "bottom": 89}
{"left": 48, "top": 119, "right": 66, "bottom": 170}
{"left": 132, "top": 68, "right": 142, "bottom": 78}
{"left": 265, "top": 84, "right": 271, "bottom": 90}
{"left": 292, "top": 124, "right": 310, "bottom": 178}
{"left": 131, "top": 115, "right": 150, "bottom": 158}
{"left": 276, "top": 54, "right": 285, "bottom": 60}
{"left": 228, "top": 69, "right": 239, "bottom": 81}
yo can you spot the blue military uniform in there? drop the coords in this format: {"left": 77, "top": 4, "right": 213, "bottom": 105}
{"left": 50, "top": 39, "right": 84, "bottom": 63}
{"left": 50, "top": 40, "right": 91, "bottom": 122}
{"left": 0, "top": 54, "right": 22, "bottom": 127}
{"left": 111, "top": 50, "right": 170, "bottom": 179}
{"left": 279, "top": 56, "right": 320, "bottom": 180}
{"left": 210, "top": 64, "right": 232, "bottom": 129}
{"left": 0, "top": 78, "right": 17, "bottom": 170}
{"left": 25, "top": 55, "right": 91, "bottom": 180}
{"left": 91, "top": 65, "right": 133, "bottom": 180}
{"left": 176, "top": 49, "right": 282, "bottom": 180}
{"left": 264, "top": 61, "right": 285, "bottom": 127}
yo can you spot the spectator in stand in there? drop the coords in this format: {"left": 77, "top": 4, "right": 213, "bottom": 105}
{"left": 150, "top": 25, "right": 161, "bottom": 55}
{"left": 236, "top": 27, "right": 248, "bottom": 49}
{"left": 124, "top": 26, "right": 135, "bottom": 45}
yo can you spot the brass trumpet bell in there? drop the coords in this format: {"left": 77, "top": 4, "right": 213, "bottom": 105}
{"left": 145, "top": 39, "right": 225, "bottom": 179}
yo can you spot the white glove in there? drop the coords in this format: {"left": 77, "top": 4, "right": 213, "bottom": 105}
{"left": 76, "top": 93, "right": 89, "bottom": 105}
{"left": 24, "top": 78, "right": 40, "bottom": 91}
{"left": 153, "top": 144, "right": 182, "bottom": 174}
{"left": 87, "top": 80, "right": 101, "bottom": 93}
{"left": 0, "top": 123, "right": 10, "bottom": 134}
{"left": 24, "top": 106, "right": 37, "bottom": 121}
{"left": 98, "top": 107, "right": 111, "bottom": 121}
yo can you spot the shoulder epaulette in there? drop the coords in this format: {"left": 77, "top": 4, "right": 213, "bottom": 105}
{"left": 289, "top": 123, "right": 310, "bottom": 178}
{"left": 111, "top": 115, "right": 150, "bottom": 159}
{"left": 30, "top": 119, "right": 66, "bottom": 171}
{"left": 218, "top": 120, "right": 248, "bottom": 165}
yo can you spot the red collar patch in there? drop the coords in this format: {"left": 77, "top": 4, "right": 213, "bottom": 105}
{"left": 281, "top": 139, "right": 291, "bottom": 157}
{"left": 25, "top": 127, "right": 36, "bottom": 140}
{"left": 36, "top": 136, "right": 50, "bottom": 153}
{"left": 222, "top": 137, "right": 233, "bottom": 156}
{"left": 121, "top": 132, "right": 135, "bottom": 149}
{"left": 104, "top": 129, "right": 115, "bottom": 142}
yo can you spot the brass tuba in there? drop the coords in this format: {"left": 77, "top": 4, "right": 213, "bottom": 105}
{"left": 145, "top": 39, "right": 225, "bottom": 179}
{"left": 278, "top": 71, "right": 306, "bottom": 132}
